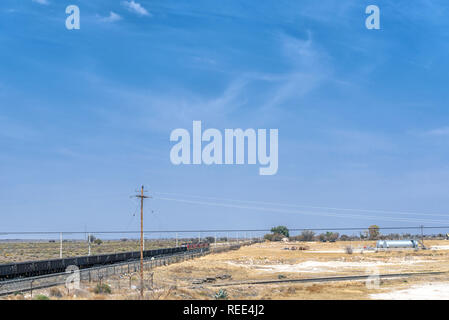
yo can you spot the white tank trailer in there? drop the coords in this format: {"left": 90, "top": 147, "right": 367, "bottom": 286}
{"left": 376, "top": 240, "right": 420, "bottom": 249}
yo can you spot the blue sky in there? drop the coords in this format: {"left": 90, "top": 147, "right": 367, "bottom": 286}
{"left": 1, "top": 0, "right": 449, "bottom": 235}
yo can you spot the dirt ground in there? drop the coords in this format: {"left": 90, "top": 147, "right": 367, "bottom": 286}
{"left": 5, "top": 240, "right": 449, "bottom": 300}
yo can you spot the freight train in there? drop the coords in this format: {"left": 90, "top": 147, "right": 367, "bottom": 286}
{"left": 0, "top": 242, "right": 209, "bottom": 280}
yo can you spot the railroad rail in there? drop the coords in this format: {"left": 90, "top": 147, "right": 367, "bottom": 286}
{"left": 210, "top": 271, "right": 447, "bottom": 287}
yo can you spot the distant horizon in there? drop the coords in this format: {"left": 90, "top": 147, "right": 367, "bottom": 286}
{"left": 1, "top": 226, "right": 447, "bottom": 240}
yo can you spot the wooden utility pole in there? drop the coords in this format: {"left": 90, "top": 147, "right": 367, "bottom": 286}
{"left": 421, "top": 225, "right": 424, "bottom": 247}
{"left": 88, "top": 233, "right": 91, "bottom": 256}
{"left": 134, "top": 185, "right": 151, "bottom": 299}
{"left": 59, "top": 232, "right": 63, "bottom": 258}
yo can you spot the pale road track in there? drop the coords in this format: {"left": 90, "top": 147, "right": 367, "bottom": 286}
{"left": 210, "top": 271, "right": 447, "bottom": 287}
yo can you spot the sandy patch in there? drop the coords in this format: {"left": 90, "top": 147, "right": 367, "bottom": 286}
{"left": 371, "top": 283, "right": 449, "bottom": 300}
{"left": 430, "top": 245, "right": 449, "bottom": 251}
{"left": 304, "top": 249, "right": 376, "bottom": 254}
{"left": 228, "top": 259, "right": 431, "bottom": 273}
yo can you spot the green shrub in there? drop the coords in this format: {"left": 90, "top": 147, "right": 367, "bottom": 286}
{"left": 270, "top": 226, "right": 289, "bottom": 237}
{"left": 264, "top": 233, "right": 284, "bottom": 242}
{"left": 34, "top": 294, "right": 50, "bottom": 300}
{"left": 214, "top": 289, "right": 228, "bottom": 300}
{"left": 94, "top": 283, "right": 112, "bottom": 294}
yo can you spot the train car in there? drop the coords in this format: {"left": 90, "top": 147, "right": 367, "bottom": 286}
{"left": 181, "top": 242, "right": 210, "bottom": 252}
{"left": 0, "top": 263, "right": 16, "bottom": 279}
{"left": 63, "top": 258, "right": 78, "bottom": 269}
{"left": 15, "top": 261, "right": 31, "bottom": 276}
{"left": 176, "top": 246, "right": 186, "bottom": 254}
{"left": 0, "top": 264, "right": 14, "bottom": 278}
{"left": 49, "top": 258, "right": 64, "bottom": 273}
{"left": 33, "top": 260, "right": 51, "bottom": 275}
{"left": 144, "top": 249, "right": 155, "bottom": 258}
{"left": 116, "top": 252, "right": 127, "bottom": 262}
{"left": 125, "top": 251, "right": 133, "bottom": 260}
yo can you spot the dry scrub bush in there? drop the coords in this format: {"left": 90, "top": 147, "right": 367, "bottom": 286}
{"left": 94, "top": 283, "right": 112, "bottom": 294}
{"left": 49, "top": 288, "right": 63, "bottom": 298}
{"left": 306, "top": 284, "right": 323, "bottom": 293}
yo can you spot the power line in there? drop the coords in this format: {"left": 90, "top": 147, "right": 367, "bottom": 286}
{"left": 153, "top": 196, "right": 449, "bottom": 224}
{"left": 124, "top": 199, "right": 140, "bottom": 231}
{"left": 154, "top": 191, "right": 449, "bottom": 218}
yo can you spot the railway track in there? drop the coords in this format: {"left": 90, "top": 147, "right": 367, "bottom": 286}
{"left": 210, "top": 271, "right": 448, "bottom": 287}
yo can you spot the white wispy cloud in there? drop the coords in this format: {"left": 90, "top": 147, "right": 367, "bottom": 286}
{"left": 256, "top": 32, "right": 333, "bottom": 115}
{"left": 121, "top": 1, "right": 151, "bottom": 16}
{"left": 75, "top": 29, "right": 339, "bottom": 131}
{"left": 75, "top": 70, "right": 250, "bottom": 134}
{"left": 99, "top": 12, "right": 122, "bottom": 23}
{"left": 425, "top": 127, "right": 449, "bottom": 136}
{"left": 32, "top": 0, "right": 49, "bottom": 5}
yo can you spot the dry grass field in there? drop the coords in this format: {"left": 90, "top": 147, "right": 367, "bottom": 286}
{"left": 0, "top": 239, "right": 178, "bottom": 263}
{"left": 5, "top": 239, "right": 449, "bottom": 300}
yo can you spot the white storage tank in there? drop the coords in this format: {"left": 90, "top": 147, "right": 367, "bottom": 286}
{"left": 376, "top": 240, "right": 419, "bottom": 248}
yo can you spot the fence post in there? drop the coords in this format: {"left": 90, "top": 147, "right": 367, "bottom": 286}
{"left": 88, "top": 233, "right": 91, "bottom": 256}
{"left": 30, "top": 280, "right": 34, "bottom": 298}
{"left": 60, "top": 232, "right": 63, "bottom": 258}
